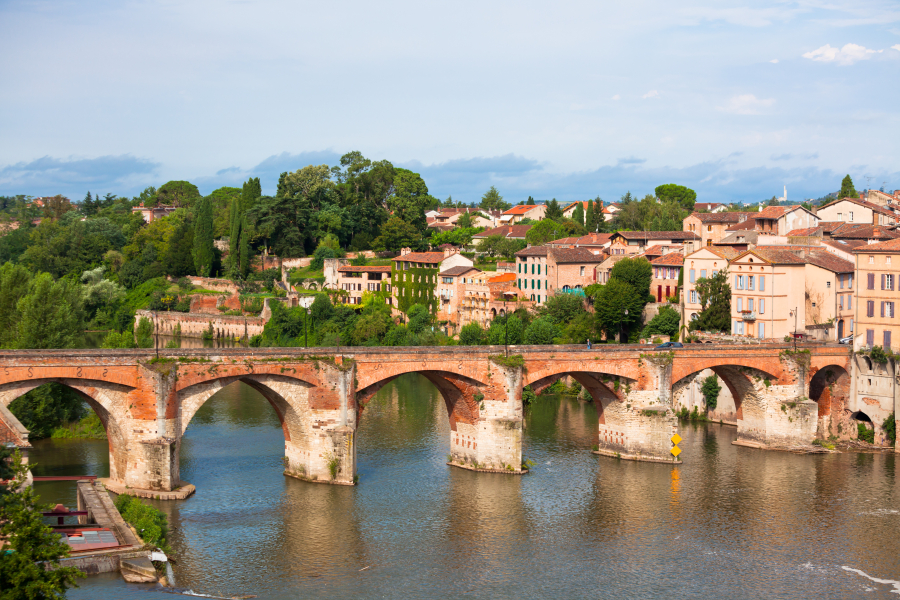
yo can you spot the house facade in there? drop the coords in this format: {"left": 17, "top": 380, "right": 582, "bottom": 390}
{"left": 336, "top": 265, "right": 392, "bottom": 305}
{"left": 854, "top": 239, "right": 900, "bottom": 351}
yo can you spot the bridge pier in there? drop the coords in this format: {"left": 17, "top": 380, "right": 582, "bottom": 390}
{"left": 447, "top": 359, "right": 525, "bottom": 473}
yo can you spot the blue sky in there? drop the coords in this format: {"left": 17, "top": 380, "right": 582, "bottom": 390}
{"left": 1, "top": 0, "right": 898, "bottom": 204}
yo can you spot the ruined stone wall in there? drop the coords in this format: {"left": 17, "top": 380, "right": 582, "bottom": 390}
{"left": 134, "top": 310, "right": 265, "bottom": 339}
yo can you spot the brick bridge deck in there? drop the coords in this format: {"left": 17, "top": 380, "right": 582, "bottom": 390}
{"left": 0, "top": 343, "right": 850, "bottom": 494}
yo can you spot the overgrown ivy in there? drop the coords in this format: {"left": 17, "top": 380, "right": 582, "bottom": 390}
{"left": 391, "top": 264, "right": 438, "bottom": 314}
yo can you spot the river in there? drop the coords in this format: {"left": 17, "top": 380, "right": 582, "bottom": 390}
{"left": 28, "top": 373, "right": 900, "bottom": 599}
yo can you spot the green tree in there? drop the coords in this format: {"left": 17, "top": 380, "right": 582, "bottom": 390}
{"left": 487, "top": 315, "right": 523, "bottom": 345}
{"left": 539, "top": 293, "right": 587, "bottom": 325}
{"left": 592, "top": 278, "right": 644, "bottom": 342}
{"left": 456, "top": 211, "right": 474, "bottom": 228}
{"left": 655, "top": 184, "right": 697, "bottom": 211}
{"left": 641, "top": 305, "right": 681, "bottom": 338}
{"left": 389, "top": 168, "right": 433, "bottom": 233}
{"left": 525, "top": 220, "right": 566, "bottom": 245}
{"left": 156, "top": 180, "right": 201, "bottom": 207}
{"left": 523, "top": 317, "right": 558, "bottom": 344}
{"left": 192, "top": 196, "right": 214, "bottom": 277}
{"left": 459, "top": 322, "right": 485, "bottom": 345}
{"left": 239, "top": 215, "right": 251, "bottom": 278}
{"left": 545, "top": 199, "right": 563, "bottom": 221}
{"left": 839, "top": 174, "right": 858, "bottom": 199}
{"left": 585, "top": 200, "right": 596, "bottom": 233}
{"left": 572, "top": 202, "right": 585, "bottom": 228}
{"left": 0, "top": 262, "right": 32, "bottom": 347}
{"left": 14, "top": 274, "right": 84, "bottom": 349}
{"left": 8, "top": 384, "right": 86, "bottom": 439}
{"left": 372, "top": 216, "right": 422, "bottom": 252}
{"left": 164, "top": 216, "right": 195, "bottom": 278}
{"left": 407, "top": 304, "right": 432, "bottom": 333}
{"left": 479, "top": 186, "right": 511, "bottom": 211}
{"left": 609, "top": 257, "right": 653, "bottom": 302}
{"left": 691, "top": 269, "right": 731, "bottom": 332}
{"left": 0, "top": 451, "right": 84, "bottom": 596}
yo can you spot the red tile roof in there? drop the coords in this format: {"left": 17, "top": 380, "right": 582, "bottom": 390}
{"left": 830, "top": 223, "right": 899, "bottom": 240}
{"left": 391, "top": 252, "right": 446, "bottom": 264}
{"left": 738, "top": 247, "right": 806, "bottom": 264}
{"left": 549, "top": 247, "right": 606, "bottom": 264}
{"left": 806, "top": 251, "right": 854, "bottom": 273}
{"left": 650, "top": 253, "right": 685, "bottom": 266}
{"left": 337, "top": 265, "right": 392, "bottom": 273}
{"left": 502, "top": 205, "right": 541, "bottom": 215}
{"left": 472, "top": 225, "right": 532, "bottom": 239}
{"left": 687, "top": 211, "right": 751, "bottom": 223}
{"left": 439, "top": 266, "right": 480, "bottom": 277}
{"left": 613, "top": 231, "right": 700, "bottom": 241}
{"left": 488, "top": 273, "right": 517, "bottom": 283}
{"left": 787, "top": 227, "right": 823, "bottom": 236}
{"left": 820, "top": 197, "right": 899, "bottom": 219}
{"left": 852, "top": 238, "right": 900, "bottom": 253}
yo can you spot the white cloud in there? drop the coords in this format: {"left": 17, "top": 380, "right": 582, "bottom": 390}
{"left": 611, "top": 94, "right": 621, "bottom": 100}
{"left": 717, "top": 94, "right": 776, "bottom": 115}
{"left": 770, "top": 59, "right": 779, "bottom": 63}
{"left": 892, "top": 44, "right": 900, "bottom": 52}
{"left": 802, "top": 43, "right": 883, "bottom": 65}
{"left": 642, "top": 90, "right": 659, "bottom": 99}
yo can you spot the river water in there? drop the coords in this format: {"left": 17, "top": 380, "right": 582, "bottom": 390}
{"left": 28, "top": 374, "right": 900, "bottom": 599}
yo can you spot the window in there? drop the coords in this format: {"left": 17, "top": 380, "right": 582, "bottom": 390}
{"left": 837, "top": 213, "right": 842, "bottom": 220}
{"left": 689, "top": 269, "right": 695, "bottom": 283}
{"left": 737, "top": 297, "right": 743, "bottom": 312}
{"left": 759, "top": 298, "right": 765, "bottom": 314}
{"left": 849, "top": 274, "right": 853, "bottom": 289}
{"left": 840, "top": 295, "right": 844, "bottom": 310}
{"left": 886, "top": 302, "right": 895, "bottom": 318}
{"left": 690, "top": 290, "right": 698, "bottom": 304}
{"left": 537, "top": 280, "right": 541, "bottom": 290}
{"left": 868, "top": 300, "right": 875, "bottom": 318}
{"left": 748, "top": 298, "right": 754, "bottom": 312}
{"left": 867, "top": 329, "right": 875, "bottom": 346}
{"left": 886, "top": 331, "right": 893, "bottom": 349}
{"left": 759, "top": 275, "right": 765, "bottom": 291}
{"left": 531, "top": 264, "right": 535, "bottom": 275}
{"left": 826, "top": 281, "right": 831, "bottom": 288}
{"left": 537, "top": 264, "right": 541, "bottom": 275}
{"left": 850, "top": 211, "right": 854, "bottom": 222}
{"left": 706, "top": 240, "right": 713, "bottom": 247}
{"left": 518, "top": 263, "right": 521, "bottom": 273}
{"left": 887, "top": 274, "right": 895, "bottom": 290}
{"left": 749, "top": 275, "right": 755, "bottom": 290}
{"left": 537, "top": 295, "right": 541, "bottom": 303}
{"left": 868, "top": 273, "right": 876, "bottom": 289}
{"left": 889, "top": 256, "right": 893, "bottom": 265}
{"left": 759, "top": 322, "right": 765, "bottom": 338}
{"left": 442, "top": 277, "right": 453, "bottom": 284}
{"left": 707, "top": 225, "right": 712, "bottom": 232}
{"left": 848, "top": 295, "right": 852, "bottom": 310}
{"left": 849, "top": 319, "right": 853, "bottom": 331}
{"left": 700, "top": 269, "right": 707, "bottom": 279}
{"left": 840, "top": 275, "right": 844, "bottom": 289}
{"left": 869, "top": 256, "right": 875, "bottom": 264}
{"left": 737, "top": 321, "right": 745, "bottom": 334}
{"left": 580, "top": 266, "right": 585, "bottom": 276}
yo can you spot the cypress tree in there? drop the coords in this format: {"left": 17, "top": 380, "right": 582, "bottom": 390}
{"left": 593, "top": 197, "right": 603, "bottom": 230}
{"left": 192, "top": 196, "right": 214, "bottom": 277}
{"left": 573, "top": 202, "right": 585, "bottom": 228}
{"left": 585, "top": 200, "right": 596, "bottom": 233}
{"left": 239, "top": 216, "right": 251, "bottom": 278}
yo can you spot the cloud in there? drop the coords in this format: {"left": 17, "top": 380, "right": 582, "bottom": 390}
{"left": 770, "top": 153, "right": 819, "bottom": 161}
{"left": 802, "top": 43, "right": 883, "bottom": 65}
{"left": 642, "top": 90, "right": 660, "bottom": 99}
{"left": 0, "top": 154, "right": 159, "bottom": 197}
{"left": 611, "top": 94, "right": 621, "bottom": 100}
{"left": 769, "top": 59, "right": 779, "bottom": 63}
{"left": 717, "top": 94, "right": 776, "bottom": 115}
{"left": 893, "top": 44, "right": 900, "bottom": 52}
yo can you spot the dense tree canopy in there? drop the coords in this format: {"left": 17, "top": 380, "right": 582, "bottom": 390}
{"left": 479, "top": 186, "right": 511, "bottom": 211}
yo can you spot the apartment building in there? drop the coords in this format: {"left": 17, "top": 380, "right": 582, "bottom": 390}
{"left": 854, "top": 238, "right": 900, "bottom": 351}
{"left": 436, "top": 265, "right": 481, "bottom": 326}
{"left": 457, "top": 272, "right": 525, "bottom": 329}
{"left": 683, "top": 247, "right": 738, "bottom": 323}
{"left": 816, "top": 197, "right": 898, "bottom": 226}
{"left": 683, "top": 212, "right": 750, "bottom": 251}
{"left": 609, "top": 231, "right": 700, "bottom": 253}
{"left": 499, "top": 204, "right": 546, "bottom": 224}
{"left": 514, "top": 246, "right": 604, "bottom": 304}
{"left": 336, "top": 265, "right": 392, "bottom": 305}
{"left": 649, "top": 253, "right": 684, "bottom": 303}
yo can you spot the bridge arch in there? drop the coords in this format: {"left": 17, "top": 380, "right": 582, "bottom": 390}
{"left": 525, "top": 371, "right": 623, "bottom": 424}
{"left": 672, "top": 364, "right": 780, "bottom": 420}
{"left": 0, "top": 378, "right": 135, "bottom": 481}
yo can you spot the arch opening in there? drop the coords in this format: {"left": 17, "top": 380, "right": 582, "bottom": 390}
{"left": 526, "top": 371, "right": 621, "bottom": 425}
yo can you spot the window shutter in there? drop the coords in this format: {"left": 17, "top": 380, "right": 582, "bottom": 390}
{"left": 881, "top": 302, "right": 885, "bottom": 318}
{"left": 882, "top": 274, "right": 886, "bottom": 290}
{"left": 887, "top": 331, "right": 892, "bottom": 349}
{"left": 869, "top": 273, "right": 875, "bottom": 289}
{"left": 734, "top": 275, "right": 739, "bottom": 289}
{"left": 759, "top": 276, "right": 765, "bottom": 291}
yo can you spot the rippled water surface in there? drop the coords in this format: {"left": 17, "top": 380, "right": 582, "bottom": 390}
{"left": 28, "top": 374, "right": 900, "bottom": 599}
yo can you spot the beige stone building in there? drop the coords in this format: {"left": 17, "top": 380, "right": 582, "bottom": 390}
{"left": 514, "top": 246, "right": 605, "bottom": 304}
{"left": 336, "top": 265, "right": 392, "bottom": 306}
{"left": 437, "top": 265, "right": 481, "bottom": 327}
{"left": 683, "top": 212, "right": 751, "bottom": 251}
{"left": 854, "top": 238, "right": 900, "bottom": 351}
{"left": 683, "top": 247, "right": 739, "bottom": 324}
{"left": 816, "top": 197, "right": 898, "bottom": 226}
{"left": 457, "top": 272, "right": 526, "bottom": 329}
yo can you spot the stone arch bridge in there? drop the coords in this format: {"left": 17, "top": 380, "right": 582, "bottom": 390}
{"left": 0, "top": 344, "right": 849, "bottom": 495}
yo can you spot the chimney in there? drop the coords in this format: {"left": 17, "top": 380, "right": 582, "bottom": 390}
{"left": 860, "top": 192, "right": 866, "bottom": 200}
{"left": 400, "top": 247, "right": 411, "bottom": 256}
{"left": 443, "top": 247, "right": 457, "bottom": 259}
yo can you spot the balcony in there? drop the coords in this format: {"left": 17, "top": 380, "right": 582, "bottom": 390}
{"left": 741, "top": 311, "right": 756, "bottom": 321}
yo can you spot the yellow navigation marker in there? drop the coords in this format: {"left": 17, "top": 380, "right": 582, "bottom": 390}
{"left": 671, "top": 433, "right": 682, "bottom": 457}
{"left": 671, "top": 434, "right": 682, "bottom": 445}
{"left": 671, "top": 446, "right": 682, "bottom": 457}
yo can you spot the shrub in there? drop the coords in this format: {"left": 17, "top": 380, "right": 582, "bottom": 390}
{"left": 884, "top": 413, "right": 896, "bottom": 446}
{"left": 113, "top": 494, "right": 171, "bottom": 554}
{"left": 857, "top": 423, "right": 875, "bottom": 444}
{"left": 700, "top": 375, "right": 721, "bottom": 411}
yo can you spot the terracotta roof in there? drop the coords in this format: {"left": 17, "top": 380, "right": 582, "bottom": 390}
{"left": 440, "top": 266, "right": 480, "bottom": 277}
{"left": 830, "top": 223, "right": 899, "bottom": 240}
{"left": 473, "top": 225, "right": 532, "bottom": 239}
{"left": 547, "top": 236, "right": 581, "bottom": 246}
{"left": 488, "top": 273, "right": 517, "bottom": 283}
{"left": 650, "top": 253, "right": 685, "bottom": 266}
{"left": 515, "top": 246, "right": 549, "bottom": 257}
{"left": 806, "top": 251, "right": 854, "bottom": 273}
{"left": 502, "top": 205, "right": 541, "bottom": 215}
{"left": 337, "top": 265, "right": 392, "bottom": 273}
{"left": 642, "top": 245, "right": 667, "bottom": 257}
{"left": 686, "top": 246, "right": 741, "bottom": 260}
{"left": 739, "top": 247, "right": 806, "bottom": 265}
{"left": 549, "top": 247, "right": 606, "bottom": 263}
{"left": 820, "top": 239, "right": 867, "bottom": 253}
{"left": 787, "top": 227, "right": 823, "bottom": 236}
{"left": 427, "top": 222, "right": 455, "bottom": 230}
{"left": 613, "top": 231, "right": 699, "bottom": 241}
{"left": 755, "top": 205, "right": 794, "bottom": 219}
{"left": 817, "top": 221, "right": 844, "bottom": 233}
{"left": 391, "top": 252, "right": 446, "bottom": 263}
{"left": 725, "top": 219, "right": 757, "bottom": 231}
{"left": 687, "top": 211, "right": 750, "bottom": 223}
{"left": 852, "top": 238, "right": 900, "bottom": 253}
{"left": 562, "top": 201, "right": 592, "bottom": 211}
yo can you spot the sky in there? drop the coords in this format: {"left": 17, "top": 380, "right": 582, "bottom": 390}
{"left": 1, "top": 0, "right": 898, "bottom": 204}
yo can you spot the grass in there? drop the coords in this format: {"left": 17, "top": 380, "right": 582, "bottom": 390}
{"left": 475, "top": 262, "right": 498, "bottom": 272}
{"left": 51, "top": 413, "right": 107, "bottom": 439}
